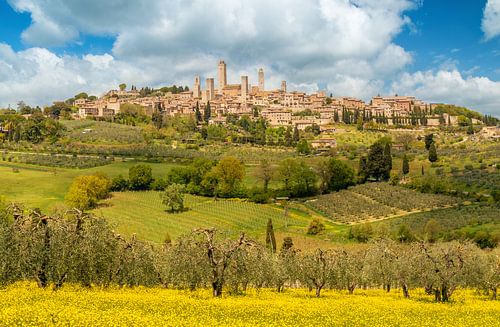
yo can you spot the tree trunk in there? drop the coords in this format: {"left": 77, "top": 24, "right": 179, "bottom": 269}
{"left": 402, "top": 283, "right": 410, "bottom": 298}
{"left": 386, "top": 284, "right": 391, "bottom": 293}
{"left": 212, "top": 281, "right": 223, "bottom": 297}
{"left": 315, "top": 285, "right": 323, "bottom": 297}
{"left": 348, "top": 284, "right": 355, "bottom": 294}
{"left": 434, "top": 289, "right": 441, "bottom": 302}
{"left": 441, "top": 286, "right": 449, "bottom": 302}
{"left": 491, "top": 288, "right": 497, "bottom": 301}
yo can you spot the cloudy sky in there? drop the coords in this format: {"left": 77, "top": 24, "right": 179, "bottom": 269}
{"left": 0, "top": 0, "right": 499, "bottom": 115}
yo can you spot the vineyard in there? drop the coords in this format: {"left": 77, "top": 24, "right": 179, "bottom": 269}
{"left": 95, "top": 191, "right": 338, "bottom": 246}
{"left": 2, "top": 283, "right": 498, "bottom": 326}
{"left": 2, "top": 152, "right": 113, "bottom": 169}
{"left": 307, "top": 183, "right": 460, "bottom": 223}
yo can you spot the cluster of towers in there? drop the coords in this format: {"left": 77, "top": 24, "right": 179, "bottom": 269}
{"left": 193, "top": 60, "right": 270, "bottom": 103}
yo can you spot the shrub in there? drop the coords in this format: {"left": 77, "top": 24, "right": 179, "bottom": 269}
{"left": 307, "top": 218, "right": 325, "bottom": 235}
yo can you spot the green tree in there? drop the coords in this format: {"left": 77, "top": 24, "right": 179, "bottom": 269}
{"left": 266, "top": 218, "right": 277, "bottom": 253}
{"left": 195, "top": 102, "right": 202, "bottom": 123}
{"left": 292, "top": 125, "right": 300, "bottom": 144}
{"left": 65, "top": 174, "right": 111, "bottom": 210}
{"left": 204, "top": 102, "right": 211, "bottom": 123}
{"left": 278, "top": 158, "right": 317, "bottom": 197}
{"left": 424, "top": 134, "right": 434, "bottom": 150}
{"left": 162, "top": 183, "right": 185, "bottom": 212}
{"left": 284, "top": 126, "right": 292, "bottom": 146}
{"left": 152, "top": 111, "right": 163, "bottom": 129}
{"left": 428, "top": 143, "right": 438, "bottom": 163}
{"left": 119, "top": 83, "right": 127, "bottom": 91}
{"left": 323, "top": 158, "right": 355, "bottom": 192}
{"left": 366, "top": 138, "right": 392, "bottom": 181}
{"left": 296, "top": 139, "right": 311, "bottom": 155}
{"left": 129, "top": 164, "right": 153, "bottom": 190}
{"left": 402, "top": 154, "right": 410, "bottom": 175}
{"left": 212, "top": 157, "right": 245, "bottom": 197}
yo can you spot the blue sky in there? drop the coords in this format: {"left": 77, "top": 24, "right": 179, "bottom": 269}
{"left": 0, "top": 0, "right": 499, "bottom": 115}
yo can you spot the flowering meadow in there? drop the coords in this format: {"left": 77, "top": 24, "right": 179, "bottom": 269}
{"left": 1, "top": 283, "right": 498, "bottom": 326}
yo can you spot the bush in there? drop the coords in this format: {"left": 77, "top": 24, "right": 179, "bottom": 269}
{"left": 307, "top": 218, "right": 325, "bottom": 235}
{"left": 110, "top": 175, "right": 128, "bottom": 192}
{"left": 348, "top": 224, "right": 373, "bottom": 242}
{"left": 247, "top": 187, "right": 273, "bottom": 204}
{"left": 151, "top": 178, "right": 168, "bottom": 191}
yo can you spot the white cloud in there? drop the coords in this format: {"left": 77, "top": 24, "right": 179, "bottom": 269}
{"left": 0, "top": 43, "right": 147, "bottom": 107}
{"left": 482, "top": 0, "right": 500, "bottom": 40}
{"left": 391, "top": 69, "right": 500, "bottom": 116}
{"left": 2, "top": 0, "right": 499, "bottom": 116}
{"left": 6, "top": 0, "right": 417, "bottom": 90}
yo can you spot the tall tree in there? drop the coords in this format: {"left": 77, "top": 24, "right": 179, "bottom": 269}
{"left": 203, "top": 102, "right": 211, "bottom": 123}
{"left": 195, "top": 102, "right": 202, "bottom": 123}
{"left": 292, "top": 125, "right": 300, "bottom": 144}
{"left": 402, "top": 154, "right": 410, "bottom": 175}
{"left": 424, "top": 134, "right": 434, "bottom": 150}
{"left": 366, "top": 138, "right": 392, "bottom": 181}
{"left": 428, "top": 143, "right": 438, "bottom": 163}
{"left": 265, "top": 219, "right": 277, "bottom": 253}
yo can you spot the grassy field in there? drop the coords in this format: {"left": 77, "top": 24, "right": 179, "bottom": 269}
{"left": 2, "top": 283, "right": 498, "bottom": 326}
{"left": 0, "top": 161, "right": 181, "bottom": 211}
{"left": 95, "top": 191, "right": 346, "bottom": 246}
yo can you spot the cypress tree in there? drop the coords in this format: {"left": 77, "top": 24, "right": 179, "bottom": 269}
{"left": 358, "top": 156, "right": 368, "bottom": 183}
{"left": 292, "top": 125, "right": 300, "bottom": 144}
{"left": 203, "top": 101, "right": 211, "bottom": 123}
{"left": 428, "top": 143, "right": 438, "bottom": 163}
{"left": 424, "top": 134, "right": 434, "bottom": 150}
{"left": 383, "top": 141, "right": 392, "bottom": 180}
{"left": 334, "top": 110, "right": 339, "bottom": 122}
{"left": 284, "top": 126, "right": 292, "bottom": 146}
{"left": 266, "top": 218, "right": 277, "bottom": 253}
{"left": 195, "top": 102, "right": 202, "bottom": 123}
{"left": 402, "top": 154, "right": 409, "bottom": 175}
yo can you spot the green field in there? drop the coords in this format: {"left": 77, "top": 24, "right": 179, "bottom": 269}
{"left": 2, "top": 283, "right": 498, "bottom": 326}
{"left": 0, "top": 161, "right": 181, "bottom": 211}
{"left": 95, "top": 191, "right": 346, "bottom": 246}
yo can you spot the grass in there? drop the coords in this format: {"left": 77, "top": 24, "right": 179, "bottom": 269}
{"left": 2, "top": 283, "right": 499, "bottom": 326}
{"left": 94, "top": 191, "right": 346, "bottom": 247}
{"left": 0, "top": 161, "right": 181, "bottom": 211}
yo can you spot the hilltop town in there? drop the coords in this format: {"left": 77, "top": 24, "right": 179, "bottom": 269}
{"left": 73, "top": 60, "right": 490, "bottom": 131}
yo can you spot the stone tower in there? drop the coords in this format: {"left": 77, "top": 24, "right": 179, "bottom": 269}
{"left": 281, "top": 80, "right": 287, "bottom": 93}
{"left": 258, "top": 68, "right": 265, "bottom": 91}
{"left": 218, "top": 60, "right": 227, "bottom": 94}
{"left": 193, "top": 75, "right": 201, "bottom": 98}
{"left": 241, "top": 75, "right": 248, "bottom": 102}
{"left": 206, "top": 78, "right": 215, "bottom": 101}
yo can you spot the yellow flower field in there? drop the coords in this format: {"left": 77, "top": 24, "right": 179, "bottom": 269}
{"left": 0, "top": 283, "right": 498, "bottom": 326}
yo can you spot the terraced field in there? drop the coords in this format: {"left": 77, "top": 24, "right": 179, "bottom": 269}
{"left": 307, "top": 183, "right": 461, "bottom": 224}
